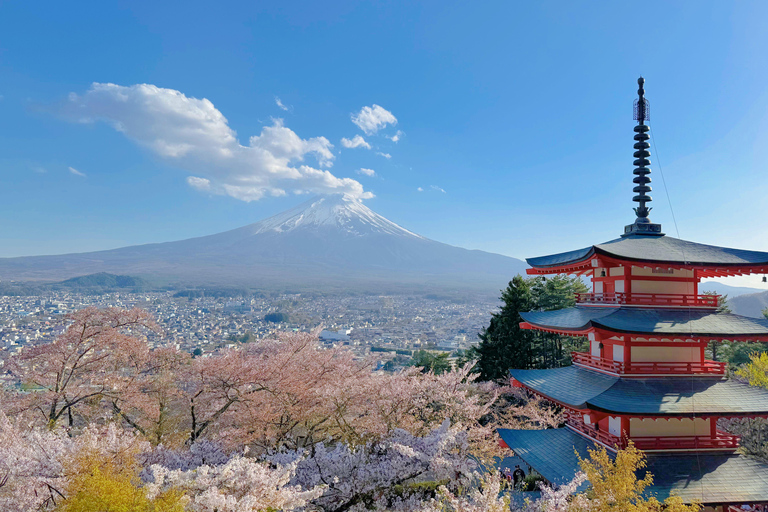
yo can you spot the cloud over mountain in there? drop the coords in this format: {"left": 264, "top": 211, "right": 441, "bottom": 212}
{"left": 62, "top": 83, "right": 371, "bottom": 201}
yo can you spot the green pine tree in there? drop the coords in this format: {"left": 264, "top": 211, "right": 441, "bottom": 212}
{"left": 475, "top": 274, "right": 589, "bottom": 381}
{"left": 475, "top": 275, "right": 535, "bottom": 381}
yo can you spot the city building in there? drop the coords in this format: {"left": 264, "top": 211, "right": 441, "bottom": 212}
{"left": 499, "top": 78, "right": 768, "bottom": 510}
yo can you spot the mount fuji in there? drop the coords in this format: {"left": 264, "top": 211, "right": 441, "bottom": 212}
{"left": 0, "top": 195, "right": 527, "bottom": 293}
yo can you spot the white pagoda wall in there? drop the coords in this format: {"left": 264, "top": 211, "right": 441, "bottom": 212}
{"left": 631, "top": 345, "right": 702, "bottom": 363}
{"left": 629, "top": 417, "right": 710, "bottom": 437}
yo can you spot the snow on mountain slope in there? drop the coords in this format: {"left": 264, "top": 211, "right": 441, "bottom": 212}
{"left": 249, "top": 195, "right": 423, "bottom": 238}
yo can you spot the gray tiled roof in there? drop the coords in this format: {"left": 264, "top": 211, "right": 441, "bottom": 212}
{"left": 509, "top": 365, "right": 618, "bottom": 408}
{"left": 497, "top": 427, "right": 604, "bottom": 490}
{"left": 510, "top": 366, "right": 768, "bottom": 414}
{"left": 520, "top": 307, "right": 768, "bottom": 336}
{"left": 498, "top": 427, "right": 768, "bottom": 505}
{"left": 527, "top": 234, "right": 768, "bottom": 268}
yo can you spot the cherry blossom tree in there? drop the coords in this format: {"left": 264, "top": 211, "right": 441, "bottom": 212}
{"left": 0, "top": 413, "right": 148, "bottom": 511}
{"left": 5, "top": 307, "right": 158, "bottom": 429}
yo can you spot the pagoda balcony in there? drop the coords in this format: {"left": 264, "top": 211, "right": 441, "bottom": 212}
{"left": 631, "top": 431, "right": 740, "bottom": 452}
{"left": 564, "top": 414, "right": 626, "bottom": 450}
{"left": 574, "top": 292, "right": 719, "bottom": 308}
{"left": 571, "top": 351, "right": 727, "bottom": 376}
{"left": 564, "top": 412, "right": 739, "bottom": 452}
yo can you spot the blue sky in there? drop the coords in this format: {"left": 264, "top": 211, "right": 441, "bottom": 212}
{"left": 2, "top": 1, "right": 768, "bottom": 286}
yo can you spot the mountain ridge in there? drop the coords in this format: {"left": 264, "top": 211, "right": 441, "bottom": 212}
{"left": 0, "top": 195, "right": 527, "bottom": 294}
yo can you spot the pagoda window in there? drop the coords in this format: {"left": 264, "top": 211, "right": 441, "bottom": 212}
{"left": 591, "top": 340, "right": 601, "bottom": 358}
{"left": 608, "top": 416, "right": 622, "bottom": 437}
{"left": 615, "top": 280, "right": 625, "bottom": 293}
{"left": 612, "top": 344, "right": 625, "bottom": 363}
{"left": 594, "top": 281, "right": 603, "bottom": 294}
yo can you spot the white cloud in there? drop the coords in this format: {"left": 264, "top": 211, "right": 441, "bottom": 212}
{"left": 376, "top": 152, "right": 392, "bottom": 159}
{"left": 68, "top": 166, "right": 86, "bottom": 177}
{"left": 30, "top": 165, "right": 47, "bottom": 174}
{"left": 430, "top": 185, "right": 446, "bottom": 193}
{"left": 417, "top": 187, "right": 424, "bottom": 192}
{"left": 340, "top": 134, "right": 371, "bottom": 149}
{"left": 61, "top": 83, "right": 371, "bottom": 201}
{"left": 275, "top": 96, "right": 289, "bottom": 111}
{"left": 351, "top": 104, "right": 397, "bottom": 135}
{"left": 389, "top": 130, "right": 404, "bottom": 142}
{"left": 356, "top": 168, "right": 376, "bottom": 177}
{"left": 187, "top": 176, "right": 211, "bottom": 191}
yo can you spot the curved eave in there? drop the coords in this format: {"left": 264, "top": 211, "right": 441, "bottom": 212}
{"left": 526, "top": 252, "right": 768, "bottom": 277}
{"left": 511, "top": 366, "right": 768, "bottom": 416}
{"left": 521, "top": 320, "right": 768, "bottom": 342}
{"left": 520, "top": 307, "right": 768, "bottom": 341}
{"left": 525, "top": 236, "right": 768, "bottom": 277}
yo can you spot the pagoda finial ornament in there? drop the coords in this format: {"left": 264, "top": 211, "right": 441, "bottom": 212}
{"left": 624, "top": 77, "right": 663, "bottom": 236}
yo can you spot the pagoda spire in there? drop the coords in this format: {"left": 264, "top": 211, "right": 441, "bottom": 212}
{"left": 623, "top": 77, "right": 663, "bottom": 236}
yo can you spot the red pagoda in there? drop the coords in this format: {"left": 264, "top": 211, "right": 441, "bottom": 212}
{"left": 498, "top": 78, "right": 768, "bottom": 510}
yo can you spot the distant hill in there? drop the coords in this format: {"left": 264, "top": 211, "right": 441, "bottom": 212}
{"left": 730, "top": 291, "right": 768, "bottom": 318}
{"left": 57, "top": 272, "right": 148, "bottom": 290}
{"left": 0, "top": 195, "right": 528, "bottom": 296}
{"left": 697, "top": 281, "right": 766, "bottom": 298}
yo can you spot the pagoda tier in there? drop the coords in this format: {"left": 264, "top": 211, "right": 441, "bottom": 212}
{"left": 525, "top": 234, "right": 768, "bottom": 278}
{"left": 510, "top": 366, "right": 768, "bottom": 416}
{"left": 498, "top": 427, "right": 768, "bottom": 506}
{"left": 510, "top": 365, "right": 768, "bottom": 454}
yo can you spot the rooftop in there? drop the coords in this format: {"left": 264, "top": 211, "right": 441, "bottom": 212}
{"left": 527, "top": 235, "right": 768, "bottom": 276}
{"left": 510, "top": 365, "right": 768, "bottom": 415}
{"left": 520, "top": 306, "right": 768, "bottom": 338}
{"left": 498, "top": 427, "right": 768, "bottom": 505}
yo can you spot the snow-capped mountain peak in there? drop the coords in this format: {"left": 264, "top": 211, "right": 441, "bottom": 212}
{"left": 251, "top": 195, "right": 423, "bottom": 238}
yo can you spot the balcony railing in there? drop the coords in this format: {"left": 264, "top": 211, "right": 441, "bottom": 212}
{"left": 571, "top": 352, "right": 727, "bottom": 375}
{"left": 565, "top": 412, "right": 739, "bottom": 452}
{"left": 564, "top": 413, "right": 625, "bottom": 450}
{"left": 575, "top": 292, "right": 719, "bottom": 308}
{"left": 631, "top": 431, "right": 739, "bottom": 451}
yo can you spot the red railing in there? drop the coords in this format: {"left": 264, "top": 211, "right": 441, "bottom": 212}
{"left": 575, "top": 292, "right": 719, "bottom": 308}
{"left": 571, "top": 352, "right": 727, "bottom": 375}
{"left": 564, "top": 411, "right": 626, "bottom": 449}
{"left": 632, "top": 431, "right": 739, "bottom": 451}
{"left": 565, "top": 411, "right": 740, "bottom": 452}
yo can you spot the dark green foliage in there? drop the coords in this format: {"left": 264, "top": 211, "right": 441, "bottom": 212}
{"left": 520, "top": 471, "right": 546, "bottom": 491}
{"left": 409, "top": 350, "right": 452, "bottom": 375}
{"left": 475, "top": 274, "right": 589, "bottom": 381}
{"left": 264, "top": 312, "right": 290, "bottom": 323}
{"left": 701, "top": 290, "right": 732, "bottom": 361}
{"left": 191, "top": 348, "right": 203, "bottom": 358}
{"left": 381, "top": 354, "right": 411, "bottom": 371}
{"left": 59, "top": 272, "right": 146, "bottom": 289}
{"left": 714, "top": 341, "right": 768, "bottom": 366}
{"left": 228, "top": 331, "right": 257, "bottom": 344}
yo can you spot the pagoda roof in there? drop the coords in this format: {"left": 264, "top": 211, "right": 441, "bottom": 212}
{"left": 527, "top": 234, "right": 768, "bottom": 275}
{"left": 510, "top": 365, "right": 768, "bottom": 415}
{"left": 520, "top": 306, "right": 768, "bottom": 338}
{"left": 498, "top": 427, "right": 768, "bottom": 505}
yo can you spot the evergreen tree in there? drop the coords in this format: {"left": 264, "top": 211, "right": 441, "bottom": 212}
{"left": 409, "top": 350, "right": 452, "bottom": 374}
{"left": 475, "top": 275, "right": 535, "bottom": 381}
{"left": 475, "top": 274, "right": 589, "bottom": 381}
